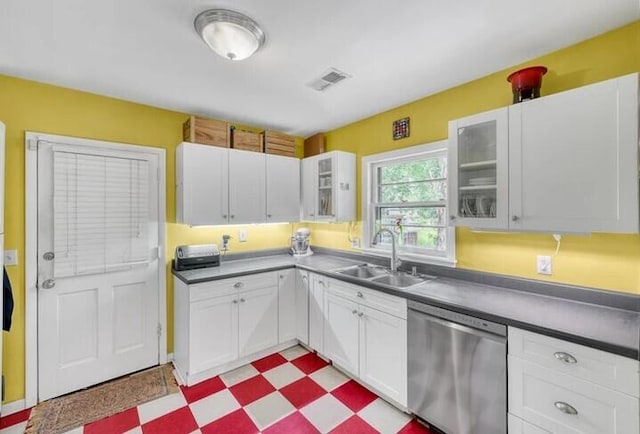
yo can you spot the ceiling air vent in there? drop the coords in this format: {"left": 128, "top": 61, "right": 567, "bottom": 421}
{"left": 308, "top": 68, "right": 351, "bottom": 91}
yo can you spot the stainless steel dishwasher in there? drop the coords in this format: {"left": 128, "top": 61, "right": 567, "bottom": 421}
{"left": 408, "top": 300, "right": 507, "bottom": 434}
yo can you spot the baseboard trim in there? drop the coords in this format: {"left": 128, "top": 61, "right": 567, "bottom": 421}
{"left": 1, "top": 399, "right": 27, "bottom": 416}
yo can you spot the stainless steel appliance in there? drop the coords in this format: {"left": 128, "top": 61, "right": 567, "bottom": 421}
{"left": 173, "top": 244, "right": 220, "bottom": 271}
{"left": 290, "top": 228, "right": 313, "bottom": 256}
{"left": 408, "top": 300, "right": 507, "bottom": 434}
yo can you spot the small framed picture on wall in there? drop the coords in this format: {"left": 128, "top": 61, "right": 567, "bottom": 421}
{"left": 392, "top": 117, "right": 410, "bottom": 140}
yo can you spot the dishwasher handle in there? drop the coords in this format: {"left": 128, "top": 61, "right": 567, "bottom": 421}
{"left": 408, "top": 300, "right": 507, "bottom": 337}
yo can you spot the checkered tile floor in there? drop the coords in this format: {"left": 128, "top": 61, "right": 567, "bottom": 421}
{"left": 0, "top": 346, "right": 433, "bottom": 433}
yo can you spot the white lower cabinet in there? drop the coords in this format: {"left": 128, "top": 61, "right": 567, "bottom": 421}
{"left": 508, "top": 414, "right": 550, "bottom": 434}
{"left": 190, "top": 292, "right": 238, "bottom": 373}
{"left": 324, "top": 292, "right": 359, "bottom": 375}
{"left": 309, "top": 273, "right": 327, "bottom": 354}
{"left": 174, "top": 272, "right": 281, "bottom": 385}
{"left": 295, "top": 270, "right": 309, "bottom": 345}
{"left": 323, "top": 279, "right": 408, "bottom": 408}
{"left": 238, "top": 286, "right": 278, "bottom": 357}
{"left": 508, "top": 327, "right": 640, "bottom": 434}
{"left": 278, "top": 269, "right": 297, "bottom": 343}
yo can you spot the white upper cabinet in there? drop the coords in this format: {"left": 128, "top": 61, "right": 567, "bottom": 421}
{"left": 176, "top": 143, "right": 229, "bottom": 225}
{"left": 266, "top": 154, "right": 300, "bottom": 223}
{"left": 301, "top": 151, "right": 356, "bottom": 222}
{"left": 449, "top": 108, "right": 509, "bottom": 230}
{"left": 229, "top": 149, "right": 266, "bottom": 224}
{"left": 509, "top": 73, "right": 639, "bottom": 233}
{"left": 449, "top": 73, "right": 639, "bottom": 233}
{"left": 177, "top": 143, "right": 302, "bottom": 225}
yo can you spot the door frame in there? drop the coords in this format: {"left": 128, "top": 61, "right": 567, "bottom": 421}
{"left": 24, "top": 132, "right": 167, "bottom": 407}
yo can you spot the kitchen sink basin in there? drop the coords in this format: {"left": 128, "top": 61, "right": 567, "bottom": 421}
{"left": 335, "top": 264, "right": 389, "bottom": 279}
{"left": 371, "top": 273, "right": 429, "bottom": 288}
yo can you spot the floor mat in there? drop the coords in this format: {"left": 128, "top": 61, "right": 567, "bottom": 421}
{"left": 25, "top": 363, "right": 179, "bottom": 434}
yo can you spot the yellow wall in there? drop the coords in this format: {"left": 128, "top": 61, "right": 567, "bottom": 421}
{"left": 0, "top": 75, "right": 301, "bottom": 402}
{"left": 309, "top": 20, "right": 640, "bottom": 295}
{"left": 1, "top": 20, "right": 639, "bottom": 404}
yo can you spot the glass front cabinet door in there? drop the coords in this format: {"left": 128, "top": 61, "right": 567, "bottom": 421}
{"left": 316, "top": 156, "right": 335, "bottom": 220}
{"left": 448, "top": 108, "right": 509, "bottom": 229}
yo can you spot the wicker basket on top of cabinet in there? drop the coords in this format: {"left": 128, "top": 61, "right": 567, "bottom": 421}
{"left": 263, "top": 130, "right": 296, "bottom": 157}
{"left": 182, "top": 116, "right": 230, "bottom": 147}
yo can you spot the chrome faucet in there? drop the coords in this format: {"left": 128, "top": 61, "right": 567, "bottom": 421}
{"left": 372, "top": 228, "right": 400, "bottom": 272}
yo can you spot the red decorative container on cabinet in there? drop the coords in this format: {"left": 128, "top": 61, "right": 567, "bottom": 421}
{"left": 507, "top": 66, "right": 548, "bottom": 103}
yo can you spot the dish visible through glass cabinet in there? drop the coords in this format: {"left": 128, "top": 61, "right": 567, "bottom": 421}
{"left": 318, "top": 157, "right": 333, "bottom": 216}
{"left": 457, "top": 120, "right": 497, "bottom": 219}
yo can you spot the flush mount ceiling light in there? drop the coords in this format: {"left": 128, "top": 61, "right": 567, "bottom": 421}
{"left": 194, "top": 9, "right": 265, "bottom": 61}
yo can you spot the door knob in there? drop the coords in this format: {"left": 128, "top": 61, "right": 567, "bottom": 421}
{"left": 43, "top": 251, "right": 55, "bottom": 261}
{"left": 41, "top": 279, "right": 56, "bottom": 289}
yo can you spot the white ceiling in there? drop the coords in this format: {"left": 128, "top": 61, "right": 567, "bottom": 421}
{"left": 1, "top": 1, "right": 638, "bottom": 136}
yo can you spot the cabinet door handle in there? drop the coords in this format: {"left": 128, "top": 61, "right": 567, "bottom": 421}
{"left": 356, "top": 291, "right": 363, "bottom": 298}
{"left": 358, "top": 312, "right": 364, "bottom": 317}
{"left": 554, "top": 401, "right": 578, "bottom": 415}
{"left": 232, "top": 299, "right": 238, "bottom": 304}
{"left": 302, "top": 276, "right": 308, "bottom": 281}
{"left": 222, "top": 214, "right": 227, "bottom": 219}
{"left": 450, "top": 215, "right": 456, "bottom": 221}
{"left": 240, "top": 298, "right": 246, "bottom": 303}
{"left": 230, "top": 215, "right": 235, "bottom": 219}
{"left": 554, "top": 352, "right": 577, "bottom": 364}
{"left": 234, "top": 282, "right": 244, "bottom": 288}
{"left": 310, "top": 213, "right": 315, "bottom": 217}
{"left": 267, "top": 214, "right": 272, "bottom": 218}
{"left": 279, "top": 274, "right": 284, "bottom": 279}
{"left": 512, "top": 215, "right": 520, "bottom": 222}
{"left": 351, "top": 310, "right": 358, "bottom": 315}
{"left": 318, "top": 281, "right": 325, "bottom": 286}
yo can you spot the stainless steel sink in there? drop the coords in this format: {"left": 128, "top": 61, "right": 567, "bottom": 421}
{"left": 335, "top": 264, "right": 389, "bottom": 279}
{"left": 371, "top": 272, "right": 431, "bottom": 288}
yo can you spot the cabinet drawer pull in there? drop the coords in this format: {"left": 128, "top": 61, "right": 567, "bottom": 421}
{"left": 554, "top": 351, "right": 577, "bottom": 364}
{"left": 554, "top": 401, "right": 578, "bottom": 415}
{"left": 356, "top": 291, "right": 363, "bottom": 298}
{"left": 234, "top": 282, "right": 244, "bottom": 288}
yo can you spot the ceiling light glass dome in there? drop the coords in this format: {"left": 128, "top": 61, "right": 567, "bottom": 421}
{"left": 194, "top": 9, "right": 265, "bottom": 61}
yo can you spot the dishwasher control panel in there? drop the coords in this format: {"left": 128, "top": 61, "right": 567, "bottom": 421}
{"left": 408, "top": 300, "right": 507, "bottom": 336}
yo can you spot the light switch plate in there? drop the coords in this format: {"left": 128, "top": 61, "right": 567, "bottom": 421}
{"left": 4, "top": 250, "right": 18, "bottom": 266}
{"left": 238, "top": 230, "right": 248, "bottom": 242}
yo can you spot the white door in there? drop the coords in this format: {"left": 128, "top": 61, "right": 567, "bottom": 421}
{"left": 324, "top": 293, "right": 359, "bottom": 376}
{"left": 308, "top": 274, "right": 325, "bottom": 353}
{"left": 266, "top": 154, "right": 300, "bottom": 223}
{"left": 229, "top": 149, "right": 266, "bottom": 224}
{"left": 37, "top": 140, "right": 161, "bottom": 401}
{"left": 238, "top": 286, "right": 278, "bottom": 357}
{"left": 359, "top": 306, "right": 407, "bottom": 406}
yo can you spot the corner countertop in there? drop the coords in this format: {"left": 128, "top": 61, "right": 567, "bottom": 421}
{"left": 172, "top": 253, "right": 640, "bottom": 360}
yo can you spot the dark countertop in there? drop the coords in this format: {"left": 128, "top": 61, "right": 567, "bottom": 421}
{"left": 173, "top": 253, "right": 640, "bottom": 360}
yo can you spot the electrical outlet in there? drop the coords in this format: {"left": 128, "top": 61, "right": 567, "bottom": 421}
{"left": 350, "top": 238, "right": 360, "bottom": 248}
{"left": 536, "top": 255, "right": 552, "bottom": 275}
{"left": 238, "top": 230, "right": 248, "bottom": 242}
{"left": 4, "top": 250, "right": 17, "bottom": 266}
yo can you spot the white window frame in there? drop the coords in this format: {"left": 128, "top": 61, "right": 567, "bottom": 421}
{"left": 361, "top": 140, "right": 456, "bottom": 267}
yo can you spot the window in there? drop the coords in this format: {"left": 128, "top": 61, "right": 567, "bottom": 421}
{"left": 362, "top": 140, "right": 455, "bottom": 265}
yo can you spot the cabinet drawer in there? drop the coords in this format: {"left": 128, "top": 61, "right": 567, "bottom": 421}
{"left": 190, "top": 272, "right": 278, "bottom": 302}
{"left": 508, "top": 327, "right": 639, "bottom": 397}
{"left": 508, "top": 414, "right": 549, "bottom": 434}
{"left": 508, "top": 356, "right": 639, "bottom": 434}
{"left": 327, "top": 278, "right": 407, "bottom": 319}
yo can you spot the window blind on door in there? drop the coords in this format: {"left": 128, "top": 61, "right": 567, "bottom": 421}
{"left": 53, "top": 151, "right": 150, "bottom": 278}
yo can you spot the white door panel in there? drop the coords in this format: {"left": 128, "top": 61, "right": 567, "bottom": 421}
{"left": 229, "top": 149, "right": 266, "bottom": 224}
{"left": 37, "top": 140, "right": 160, "bottom": 401}
{"left": 238, "top": 286, "right": 278, "bottom": 357}
{"left": 266, "top": 155, "right": 300, "bottom": 223}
